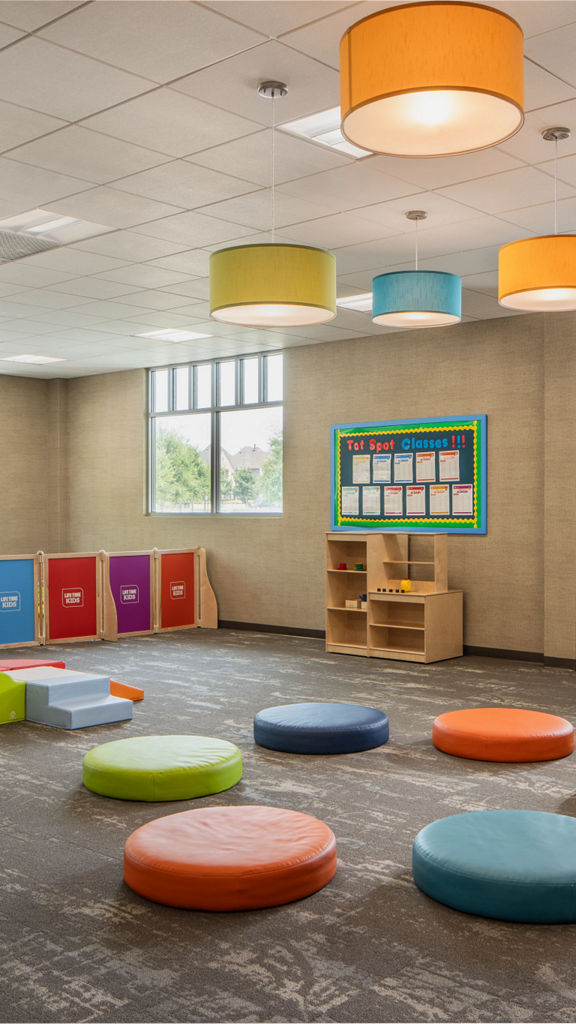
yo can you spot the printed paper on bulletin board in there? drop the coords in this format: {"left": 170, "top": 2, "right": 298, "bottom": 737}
{"left": 331, "top": 415, "right": 487, "bottom": 534}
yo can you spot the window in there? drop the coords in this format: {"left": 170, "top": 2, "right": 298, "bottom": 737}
{"left": 149, "top": 354, "right": 283, "bottom": 515}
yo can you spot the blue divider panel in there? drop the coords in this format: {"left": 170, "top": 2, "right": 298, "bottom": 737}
{"left": 0, "top": 559, "right": 36, "bottom": 646}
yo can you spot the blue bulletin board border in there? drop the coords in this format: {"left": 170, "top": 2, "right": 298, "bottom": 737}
{"left": 331, "top": 415, "right": 487, "bottom": 534}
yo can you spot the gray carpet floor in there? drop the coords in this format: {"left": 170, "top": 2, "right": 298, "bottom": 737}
{"left": 2, "top": 629, "right": 576, "bottom": 1024}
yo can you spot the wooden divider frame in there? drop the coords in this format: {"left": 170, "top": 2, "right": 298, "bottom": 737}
{"left": 43, "top": 551, "right": 103, "bottom": 645}
{"left": 153, "top": 547, "right": 218, "bottom": 633}
{"left": 0, "top": 547, "right": 218, "bottom": 648}
{"left": 0, "top": 553, "right": 42, "bottom": 648}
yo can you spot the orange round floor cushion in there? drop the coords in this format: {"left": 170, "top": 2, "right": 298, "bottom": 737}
{"left": 433, "top": 707, "right": 574, "bottom": 762}
{"left": 124, "top": 805, "right": 337, "bottom": 911}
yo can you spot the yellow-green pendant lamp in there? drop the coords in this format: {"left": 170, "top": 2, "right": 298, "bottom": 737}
{"left": 210, "top": 82, "right": 336, "bottom": 328}
{"left": 499, "top": 128, "right": 576, "bottom": 311}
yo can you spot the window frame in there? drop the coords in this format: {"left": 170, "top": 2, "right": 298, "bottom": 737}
{"left": 148, "top": 352, "right": 283, "bottom": 517}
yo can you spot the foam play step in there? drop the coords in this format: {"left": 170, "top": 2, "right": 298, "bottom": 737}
{"left": 6, "top": 666, "right": 133, "bottom": 730}
{"left": 0, "top": 671, "right": 26, "bottom": 724}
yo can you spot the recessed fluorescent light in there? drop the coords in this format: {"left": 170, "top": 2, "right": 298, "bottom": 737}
{"left": 1, "top": 354, "right": 65, "bottom": 364}
{"left": 337, "top": 292, "right": 373, "bottom": 312}
{"left": 280, "top": 106, "right": 372, "bottom": 158}
{"left": 136, "top": 329, "right": 212, "bottom": 343}
{"left": 26, "top": 216, "right": 78, "bottom": 234}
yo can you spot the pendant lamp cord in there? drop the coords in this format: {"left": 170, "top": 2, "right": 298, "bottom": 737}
{"left": 271, "top": 93, "right": 276, "bottom": 243}
{"left": 554, "top": 136, "right": 558, "bottom": 236}
{"left": 415, "top": 216, "right": 419, "bottom": 271}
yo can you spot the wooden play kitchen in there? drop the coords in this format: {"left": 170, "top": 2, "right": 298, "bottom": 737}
{"left": 326, "top": 532, "right": 462, "bottom": 663}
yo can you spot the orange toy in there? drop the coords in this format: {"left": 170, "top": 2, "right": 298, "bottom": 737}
{"left": 433, "top": 707, "right": 574, "bottom": 762}
{"left": 124, "top": 805, "right": 337, "bottom": 910}
{"left": 110, "top": 680, "right": 144, "bottom": 701}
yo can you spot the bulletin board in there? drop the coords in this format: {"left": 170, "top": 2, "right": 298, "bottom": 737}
{"left": 331, "top": 415, "right": 487, "bottom": 533}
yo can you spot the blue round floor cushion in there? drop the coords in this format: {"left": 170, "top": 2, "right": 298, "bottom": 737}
{"left": 253, "top": 702, "right": 389, "bottom": 754}
{"left": 413, "top": 809, "right": 576, "bottom": 923}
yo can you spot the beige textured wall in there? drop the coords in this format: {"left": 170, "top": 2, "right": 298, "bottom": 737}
{"left": 0, "top": 374, "right": 65, "bottom": 553}
{"left": 3, "top": 310, "right": 574, "bottom": 658}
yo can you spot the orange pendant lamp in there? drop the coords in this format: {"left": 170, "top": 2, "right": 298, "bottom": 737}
{"left": 340, "top": 2, "right": 524, "bottom": 157}
{"left": 499, "top": 128, "right": 576, "bottom": 312}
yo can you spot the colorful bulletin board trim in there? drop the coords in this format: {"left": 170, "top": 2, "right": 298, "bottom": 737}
{"left": 331, "top": 415, "right": 487, "bottom": 533}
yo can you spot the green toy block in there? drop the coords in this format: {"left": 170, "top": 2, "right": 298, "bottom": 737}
{"left": 0, "top": 671, "right": 25, "bottom": 724}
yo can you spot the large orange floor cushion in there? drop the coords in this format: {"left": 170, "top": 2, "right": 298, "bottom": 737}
{"left": 124, "top": 805, "right": 337, "bottom": 910}
{"left": 433, "top": 707, "right": 574, "bottom": 762}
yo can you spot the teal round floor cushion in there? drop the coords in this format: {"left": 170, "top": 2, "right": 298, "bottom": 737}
{"left": 83, "top": 735, "right": 242, "bottom": 801}
{"left": 413, "top": 809, "right": 576, "bottom": 923}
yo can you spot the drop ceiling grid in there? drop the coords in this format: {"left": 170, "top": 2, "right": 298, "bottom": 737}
{"left": 0, "top": 1, "right": 572, "bottom": 375}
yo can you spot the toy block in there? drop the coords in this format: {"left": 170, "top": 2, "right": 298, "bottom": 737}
{"left": 0, "top": 671, "right": 25, "bottom": 724}
{"left": 110, "top": 680, "right": 144, "bottom": 701}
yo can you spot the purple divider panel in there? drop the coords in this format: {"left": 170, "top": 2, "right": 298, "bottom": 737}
{"left": 109, "top": 555, "right": 151, "bottom": 635}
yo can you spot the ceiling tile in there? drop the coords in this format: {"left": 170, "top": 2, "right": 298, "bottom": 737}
{"left": 280, "top": 161, "right": 420, "bottom": 213}
{"left": 189, "top": 129, "right": 351, "bottom": 186}
{"left": 499, "top": 99, "right": 576, "bottom": 163}
{"left": 23, "top": 248, "right": 130, "bottom": 276}
{"left": 501, "top": 196, "right": 576, "bottom": 233}
{"left": 368, "top": 148, "right": 524, "bottom": 191}
{"left": 74, "top": 231, "right": 190, "bottom": 261}
{"left": 438, "top": 167, "right": 574, "bottom": 215}
{"left": 0, "top": 100, "right": 66, "bottom": 156}
{"left": 203, "top": 1, "right": 352, "bottom": 38}
{"left": 525, "top": 23, "right": 576, "bottom": 88}
{"left": 0, "top": 38, "right": 152, "bottom": 120}
{"left": 40, "top": 1, "right": 265, "bottom": 83}
{"left": 0, "top": 155, "right": 92, "bottom": 206}
{"left": 1, "top": 289, "right": 93, "bottom": 310}
{"left": 5, "top": 127, "right": 169, "bottom": 184}
{"left": 146, "top": 250, "right": 211, "bottom": 277}
{"left": 278, "top": 211, "right": 399, "bottom": 249}
{"left": 280, "top": 2, "right": 393, "bottom": 69}
{"left": 47, "top": 185, "right": 184, "bottom": 228}
{"left": 201, "top": 189, "right": 333, "bottom": 230}
{"left": 353, "top": 192, "right": 483, "bottom": 233}
{"left": 0, "top": 2, "right": 84, "bottom": 31}
{"left": 0, "top": 21, "right": 24, "bottom": 46}
{"left": 172, "top": 39, "right": 339, "bottom": 125}
{"left": 96, "top": 264, "right": 192, "bottom": 289}
{"left": 82, "top": 89, "right": 262, "bottom": 158}
{"left": 133, "top": 210, "right": 254, "bottom": 246}
{"left": 524, "top": 60, "right": 576, "bottom": 111}
{"left": 493, "top": 1, "right": 576, "bottom": 36}
{"left": 119, "top": 290, "right": 196, "bottom": 311}
{"left": 50, "top": 277, "right": 140, "bottom": 300}
{"left": 114, "top": 159, "right": 256, "bottom": 209}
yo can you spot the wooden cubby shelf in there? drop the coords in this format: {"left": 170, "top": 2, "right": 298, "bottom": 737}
{"left": 326, "top": 532, "right": 463, "bottom": 663}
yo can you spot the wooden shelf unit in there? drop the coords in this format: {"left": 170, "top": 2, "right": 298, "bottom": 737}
{"left": 326, "top": 532, "right": 462, "bottom": 663}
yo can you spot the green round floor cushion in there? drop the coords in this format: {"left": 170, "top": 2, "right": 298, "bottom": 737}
{"left": 82, "top": 735, "right": 242, "bottom": 801}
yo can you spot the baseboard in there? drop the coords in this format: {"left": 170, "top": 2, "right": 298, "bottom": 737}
{"left": 218, "top": 626, "right": 576, "bottom": 668}
{"left": 219, "top": 620, "right": 324, "bottom": 639}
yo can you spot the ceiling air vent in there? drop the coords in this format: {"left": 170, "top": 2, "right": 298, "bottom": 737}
{"left": 0, "top": 229, "right": 59, "bottom": 263}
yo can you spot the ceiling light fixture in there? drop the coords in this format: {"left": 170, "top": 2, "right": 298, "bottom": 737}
{"left": 210, "top": 81, "right": 336, "bottom": 328}
{"left": 499, "top": 128, "right": 576, "bottom": 312}
{"left": 336, "top": 292, "right": 373, "bottom": 312}
{"left": 340, "top": 2, "right": 524, "bottom": 157}
{"left": 2, "top": 354, "right": 65, "bottom": 364}
{"left": 372, "top": 211, "right": 462, "bottom": 328}
{"left": 280, "top": 106, "right": 372, "bottom": 158}
{"left": 136, "top": 329, "right": 212, "bottom": 343}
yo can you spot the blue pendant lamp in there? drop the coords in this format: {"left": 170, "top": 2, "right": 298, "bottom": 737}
{"left": 372, "top": 211, "right": 462, "bottom": 328}
{"left": 373, "top": 270, "right": 462, "bottom": 327}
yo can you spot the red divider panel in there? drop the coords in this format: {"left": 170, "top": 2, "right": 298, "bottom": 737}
{"left": 161, "top": 552, "right": 195, "bottom": 629}
{"left": 47, "top": 556, "right": 98, "bottom": 640}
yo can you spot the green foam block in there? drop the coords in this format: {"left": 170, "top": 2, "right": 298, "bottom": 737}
{"left": 0, "top": 671, "right": 25, "bottom": 724}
